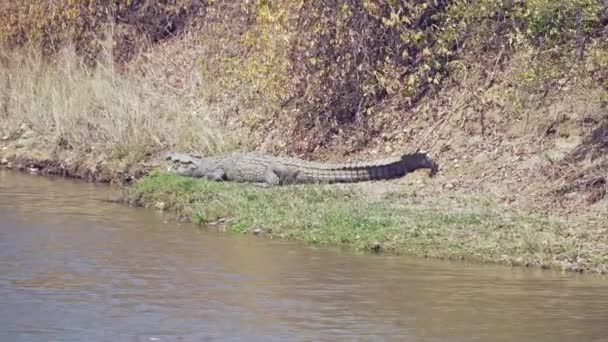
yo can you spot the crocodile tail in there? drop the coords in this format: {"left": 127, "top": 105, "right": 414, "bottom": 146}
{"left": 294, "top": 152, "right": 437, "bottom": 183}
{"left": 291, "top": 157, "right": 401, "bottom": 183}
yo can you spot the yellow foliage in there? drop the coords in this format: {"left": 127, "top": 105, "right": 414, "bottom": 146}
{"left": 0, "top": 0, "right": 203, "bottom": 63}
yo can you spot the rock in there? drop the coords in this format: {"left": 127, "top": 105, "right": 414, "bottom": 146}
{"left": 0, "top": 157, "right": 7, "bottom": 165}
{"left": 473, "top": 152, "right": 489, "bottom": 164}
{"left": 154, "top": 202, "right": 166, "bottom": 211}
{"left": 546, "top": 136, "right": 582, "bottom": 161}
{"left": 370, "top": 241, "right": 382, "bottom": 253}
{"left": 252, "top": 228, "right": 262, "bottom": 235}
{"left": 384, "top": 145, "right": 393, "bottom": 153}
{"left": 21, "top": 130, "right": 35, "bottom": 139}
{"left": 28, "top": 167, "right": 39, "bottom": 173}
{"left": 1, "top": 136, "right": 8, "bottom": 141}
{"left": 444, "top": 183, "right": 455, "bottom": 190}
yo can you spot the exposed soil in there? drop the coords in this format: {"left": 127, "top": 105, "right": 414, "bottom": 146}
{"left": 0, "top": 126, "right": 158, "bottom": 185}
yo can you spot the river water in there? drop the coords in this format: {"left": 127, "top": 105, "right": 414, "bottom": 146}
{"left": 1, "top": 170, "right": 607, "bottom": 341}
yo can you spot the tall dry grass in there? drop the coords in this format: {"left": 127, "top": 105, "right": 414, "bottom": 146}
{"left": 0, "top": 37, "right": 224, "bottom": 163}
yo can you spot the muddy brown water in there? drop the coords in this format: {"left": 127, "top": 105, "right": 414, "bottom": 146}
{"left": 1, "top": 171, "right": 608, "bottom": 341}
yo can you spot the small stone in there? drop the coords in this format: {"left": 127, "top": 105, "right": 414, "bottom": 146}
{"left": 21, "top": 130, "right": 35, "bottom": 139}
{"left": 252, "top": 228, "right": 262, "bottom": 235}
{"left": 1, "top": 136, "right": 8, "bottom": 141}
{"left": 0, "top": 158, "right": 7, "bottom": 165}
{"left": 384, "top": 145, "right": 393, "bottom": 153}
{"left": 154, "top": 202, "right": 166, "bottom": 211}
{"left": 28, "top": 167, "right": 39, "bottom": 173}
{"left": 444, "top": 183, "right": 455, "bottom": 190}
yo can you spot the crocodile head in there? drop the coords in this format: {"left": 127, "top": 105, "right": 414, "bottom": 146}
{"left": 164, "top": 152, "right": 213, "bottom": 177}
{"left": 401, "top": 152, "right": 439, "bottom": 177}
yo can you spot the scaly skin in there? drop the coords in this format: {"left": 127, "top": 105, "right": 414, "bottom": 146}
{"left": 164, "top": 151, "right": 438, "bottom": 185}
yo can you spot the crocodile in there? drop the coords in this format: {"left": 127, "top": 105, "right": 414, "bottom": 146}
{"left": 164, "top": 151, "right": 438, "bottom": 186}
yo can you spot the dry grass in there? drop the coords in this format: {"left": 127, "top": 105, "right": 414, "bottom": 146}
{"left": 0, "top": 36, "right": 224, "bottom": 164}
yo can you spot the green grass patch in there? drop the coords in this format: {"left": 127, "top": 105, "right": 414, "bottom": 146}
{"left": 126, "top": 171, "right": 607, "bottom": 273}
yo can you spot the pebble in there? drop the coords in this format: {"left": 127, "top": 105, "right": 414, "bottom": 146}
{"left": 21, "top": 130, "right": 35, "bottom": 139}
{"left": 0, "top": 157, "right": 7, "bottom": 165}
{"left": 1, "top": 136, "right": 8, "bottom": 141}
{"left": 252, "top": 228, "right": 262, "bottom": 235}
{"left": 154, "top": 202, "right": 166, "bottom": 211}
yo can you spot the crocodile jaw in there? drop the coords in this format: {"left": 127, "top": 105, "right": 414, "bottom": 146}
{"left": 166, "top": 161, "right": 200, "bottom": 177}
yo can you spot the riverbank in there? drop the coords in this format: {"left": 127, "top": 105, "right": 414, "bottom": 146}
{"left": 125, "top": 171, "right": 607, "bottom": 274}
{"left": 1, "top": 63, "right": 607, "bottom": 275}
{"left": 1, "top": 1, "right": 607, "bottom": 274}
{"left": 2, "top": 133, "right": 606, "bottom": 274}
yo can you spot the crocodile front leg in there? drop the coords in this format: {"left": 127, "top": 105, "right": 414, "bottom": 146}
{"left": 206, "top": 168, "right": 227, "bottom": 181}
{"left": 263, "top": 167, "right": 281, "bottom": 186}
{"left": 265, "top": 164, "right": 299, "bottom": 186}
